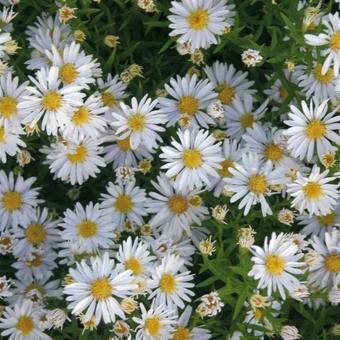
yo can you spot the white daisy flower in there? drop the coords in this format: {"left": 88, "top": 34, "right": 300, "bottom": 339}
{"left": 64, "top": 252, "right": 136, "bottom": 325}
{"left": 160, "top": 129, "right": 223, "bottom": 191}
{"left": 308, "top": 230, "right": 340, "bottom": 289}
{"left": 45, "top": 42, "right": 101, "bottom": 87}
{"left": 133, "top": 302, "right": 177, "bottom": 340}
{"left": 149, "top": 254, "right": 194, "bottom": 309}
{"left": 61, "top": 93, "right": 107, "bottom": 140}
{"left": 102, "top": 133, "right": 155, "bottom": 169}
{"left": 45, "top": 136, "right": 106, "bottom": 185}
{"left": 111, "top": 95, "right": 166, "bottom": 151}
{"left": 168, "top": 0, "right": 231, "bottom": 51}
{"left": 305, "top": 13, "right": 340, "bottom": 76}
{"left": 287, "top": 166, "right": 339, "bottom": 216}
{"left": 248, "top": 232, "right": 305, "bottom": 299}
{"left": 0, "top": 72, "right": 29, "bottom": 127}
{"left": 158, "top": 74, "right": 217, "bottom": 128}
{"left": 283, "top": 99, "right": 340, "bottom": 162}
{"left": 171, "top": 306, "right": 211, "bottom": 339}
{"left": 60, "top": 202, "right": 114, "bottom": 253}
{"left": 224, "top": 94, "right": 268, "bottom": 141}
{"left": 0, "top": 123, "right": 26, "bottom": 163}
{"left": 0, "top": 299, "right": 50, "bottom": 340}
{"left": 100, "top": 180, "right": 148, "bottom": 231}
{"left": 204, "top": 61, "right": 255, "bottom": 109}
{"left": 0, "top": 171, "right": 41, "bottom": 230}
{"left": 295, "top": 63, "right": 339, "bottom": 102}
{"left": 224, "top": 152, "right": 286, "bottom": 216}
{"left": 12, "top": 207, "right": 60, "bottom": 258}
{"left": 147, "top": 173, "right": 209, "bottom": 238}
{"left": 18, "top": 66, "right": 85, "bottom": 136}
{"left": 0, "top": 31, "right": 12, "bottom": 59}
{"left": 116, "top": 237, "right": 156, "bottom": 278}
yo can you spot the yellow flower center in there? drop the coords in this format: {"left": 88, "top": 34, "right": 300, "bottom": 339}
{"left": 78, "top": 220, "right": 97, "bottom": 238}
{"left": 264, "top": 143, "right": 284, "bottom": 162}
{"left": 128, "top": 113, "right": 146, "bottom": 132}
{"left": 306, "top": 119, "right": 326, "bottom": 140}
{"left": 145, "top": 316, "right": 161, "bottom": 336}
{"left": 279, "top": 86, "right": 289, "bottom": 100}
{"left": 160, "top": 273, "right": 176, "bottom": 293}
{"left": 0, "top": 126, "right": 5, "bottom": 142}
{"left": 314, "top": 64, "right": 334, "bottom": 84}
{"left": 325, "top": 254, "right": 340, "bottom": 273}
{"left": 303, "top": 181, "right": 323, "bottom": 200}
{"left": 248, "top": 174, "right": 267, "bottom": 195}
{"left": 2, "top": 191, "right": 22, "bottom": 211}
{"left": 60, "top": 63, "right": 79, "bottom": 84}
{"left": 42, "top": 91, "right": 62, "bottom": 111}
{"left": 318, "top": 212, "right": 336, "bottom": 226}
{"left": 265, "top": 255, "right": 285, "bottom": 275}
{"left": 254, "top": 309, "right": 263, "bottom": 321}
{"left": 90, "top": 278, "right": 113, "bottom": 300}
{"left": 330, "top": 30, "right": 340, "bottom": 50}
{"left": 102, "top": 92, "right": 117, "bottom": 108}
{"left": 25, "top": 224, "right": 46, "bottom": 245}
{"left": 172, "top": 327, "right": 190, "bottom": 340}
{"left": 67, "top": 145, "right": 88, "bottom": 164}
{"left": 182, "top": 149, "right": 203, "bottom": 168}
{"left": 177, "top": 96, "right": 199, "bottom": 115}
{"left": 27, "top": 253, "right": 42, "bottom": 267}
{"left": 0, "top": 96, "right": 17, "bottom": 118}
{"left": 240, "top": 112, "right": 255, "bottom": 128}
{"left": 168, "top": 195, "right": 189, "bottom": 214}
{"left": 72, "top": 106, "right": 90, "bottom": 126}
{"left": 24, "top": 283, "right": 45, "bottom": 297}
{"left": 187, "top": 9, "right": 209, "bottom": 30}
{"left": 125, "top": 257, "right": 143, "bottom": 275}
{"left": 217, "top": 84, "right": 235, "bottom": 105}
{"left": 117, "top": 136, "right": 132, "bottom": 151}
{"left": 219, "top": 159, "right": 234, "bottom": 177}
{"left": 16, "top": 316, "right": 34, "bottom": 336}
{"left": 189, "top": 195, "right": 202, "bottom": 207}
{"left": 114, "top": 194, "right": 133, "bottom": 213}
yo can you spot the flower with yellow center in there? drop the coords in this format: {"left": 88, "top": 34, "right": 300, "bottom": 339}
{"left": 263, "top": 143, "right": 284, "bottom": 162}
{"left": 318, "top": 212, "right": 336, "bottom": 226}
{"left": 305, "top": 120, "right": 326, "bottom": 140}
{"left": 127, "top": 113, "right": 146, "bottom": 132}
{"left": 41, "top": 91, "right": 62, "bottom": 111}
{"left": 2, "top": 191, "right": 22, "bottom": 211}
{"left": 145, "top": 316, "right": 161, "bottom": 336}
{"left": 71, "top": 106, "right": 90, "bottom": 125}
{"left": 0, "top": 96, "right": 17, "bottom": 118}
{"left": 172, "top": 327, "right": 190, "bottom": 340}
{"left": 90, "top": 278, "right": 113, "bottom": 300}
{"left": 265, "top": 255, "right": 285, "bottom": 275}
{"left": 78, "top": 220, "right": 97, "bottom": 238}
{"left": 67, "top": 145, "right": 88, "bottom": 164}
{"left": 248, "top": 174, "right": 268, "bottom": 196}
{"left": 25, "top": 223, "right": 46, "bottom": 246}
{"left": 16, "top": 315, "right": 34, "bottom": 336}
{"left": 314, "top": 64, "right": 334, "bottom": 84}
{"left": 177, "top": 96, "right": 199, "bottom": 116}
{"left": 168, "top": 195, "right": 188, "bottom": 215}
{"left": 216, "top": 83, "right": 235, "bottom": 105}
{"left": 114, "top": 194, "right": 133, "bottom": 213}
{"left": 302, "top": 181, "right": 323, "bottom": 200}
{"left": 330, "top": 30, "right": 340, "bottom": 51}
{"left": 325, "top": 254, "right": 340, "bottom": 273}
{"left": 187, "top": 9, "right": 209, "bottom": 30}
{"left": 125, "top": 257, "right": 143, "bottom": 276}
{"left": 182, "top": 149, "right": 203, "bottom": 169}
{"left": 101, "top": 92, "right": 117, "bottom": 108}
{"left": 60, "top": 63, "right": 79, "bottom": 84}
{"left": 240, "top": 112, "right": 255, "bottom": 129}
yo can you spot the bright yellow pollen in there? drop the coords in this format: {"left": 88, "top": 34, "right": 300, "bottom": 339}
{"left": 177, "top": 96, "right": 199, "bottom": 115}
{"left": 16, "top": 316, "right": 34, "bottom": 336}
{"left": 264, "top": 143, "right": 284, "bottom": 162}
{"left": 303, "top": 181, "right": 323, "bottom": 200}
{"left": 90, "top": 278, "right": 112, "bottom": 300}
{"left": 172, "top": 327, "right": 190, "bottom": 340}
{"left": 265, "top": 255, "right": 285, "bottom": 275}
{"left": 318, "top": 212, "right": 336, "bottom": 226}
{"left": 2, "top": 191, "right": 22, "bottom": 211}
{"left": 182, "top": 149, "right": 203, "bottom": 168}
{"left": 102, "top": 92, "right": 117, "bottom": 108}
{"left": 117, "top": 137, "right": 132, "bottom": 151}
{"left": 187, "top": 9, "right": 209, "bottom": 30}
{"left": 217, "top": 84, "right": 235, "bottom": 105}
{"left": 59, "top": 63, "right": 79, "bottom": 84}
{"left": 160, "top": 273, "right": 176, "bottom": 293}
{"left": 330, "top": 30, "right": 340, "bottom": 50}
{"left": 67, "top": 145, "right": 88, "bottom": 164}
{"left": 314, "top": 64, "right": 334, "bottom": 84}
{"left": 306, "top": 119, "right": 326, "bottom": 140}
{"left": 248, "top": 174, "right": 267, "bottom": 195}
{"left": 279, "top": 86, "right": 289, "bottom": 100}
{"left": 0, "top": 96, "right": 17, "bottom": 118}
{"left": 72, "top": 106, "right": 90, "bottom": 126}
{"left": 325, "top": 254, "right": 340, "bottom": 273}
{"left": 78, "top": 220, "right": 97, "bottom": 238}
{"left": 219, "top": 159, "right": 235, "bottom": 177}
{"left": 114, "top": 194, "right": 133, "bottom": 213}
{"left": 25, "top": 224, "right": 46, "bottom": 245}
{"left": 168, "top": 195, "right": 189, "bottom": 214}
{"left": 0, "top": 126, "right": 5, "bottom": 142}
{"left": 240, "top": 113, "right": 255, "bottom": 128}
{"left": 27, "top": 253, "right": 42, "bottom": 267}
{"left": 42, "top": 91, "right": 62, "bottom": 111}
{"left": 125, "top": 257, "right": 143, "bottom": 275}
{"left": 145, "top": 316, "right": 161, "bottom": 336}
{"left": 128, "top": 114, "right": 146, "bottom": 132}
{"left": 254, "top": 309, "right": 263, "bottom": 321}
